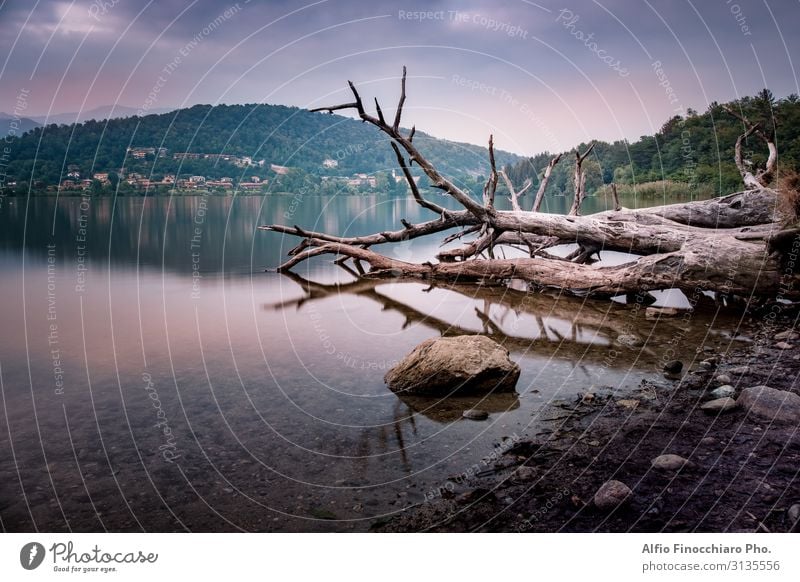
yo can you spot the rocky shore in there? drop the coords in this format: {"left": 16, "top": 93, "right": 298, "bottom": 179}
{"left": 375, "top": 304, "right": 800, "bottom": 533}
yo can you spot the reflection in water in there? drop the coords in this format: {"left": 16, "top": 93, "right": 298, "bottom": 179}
{"left": 0, "top": 194, "right": 742, "bottom": 532}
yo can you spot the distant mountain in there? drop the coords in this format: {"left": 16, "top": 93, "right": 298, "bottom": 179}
{"left": 29, "top": 105, "right": 175, "bottom": 126}
{"left": 1, "top": 103, "right": 522, "bottom": 192}
{"left": 0, "top": 112, "right": 40, "bottom": 136}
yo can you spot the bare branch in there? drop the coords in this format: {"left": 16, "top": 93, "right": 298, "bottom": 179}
{"left": 532, "top": 153, "right": 563, "bottom": 212}
{"left": 610, "top": 182, "right": 622, "bottom": 212}
{"left": 568, "top": 142, "right": 594, "bottom": 216}
{"left": 390, "top": 142, "right": 447, "bottom": 215}
{"left": 310, "top": 68, "right": 490, "bottom": 221}
{"left": 393, "top": 66, "right": 407, "bottom": 132}
{"left": 723, "top": 105, "right": 777, "bottom": 188}
{"left": 499, "top": 170, "right": 531, "bottom": 212}
{"left": 482, "top": 135, "right": 499, "bottom": 209}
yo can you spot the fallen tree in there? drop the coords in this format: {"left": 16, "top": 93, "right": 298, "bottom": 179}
{"left": 260, "top": 68, "right": 800, "bottom": 301}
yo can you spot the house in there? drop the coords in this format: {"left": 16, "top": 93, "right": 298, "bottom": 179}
{"left": 188, "top": 176, "right": 206, "bottom": 183}
{"left": 161, "top": 174, "right": 176, "bottom": 184}
{"left": 206, "top": 180, "right": 233, "bottom": 190}
{"left": 270, "top": 164, "right": 290, "bottom": 175}
{"left": 60, "top": 180, "right": 77, "bottom": 190}
{"left": 322, "top": 158, "right": 338, "bottom": 169}
{"left": 238, "top": 181, "right": 264, "bottom": 190}
{"left": 347, "top": 173, "right": 377, "bottom": 188}
{"left": 93, "top": 172, "right": 109, "bottom": 182}
{"left": 67, "top": 171, "right": 81, "bottom": 179}
{"left": 173, "top": 152, "right": 202, "bottom": 160}
{"left": 250, "top": 176, "right": 261, "bottom": 183}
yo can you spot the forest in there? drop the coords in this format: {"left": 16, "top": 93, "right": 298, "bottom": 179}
{"left": 2, "top": 90, "right": 798, "bottom": 199}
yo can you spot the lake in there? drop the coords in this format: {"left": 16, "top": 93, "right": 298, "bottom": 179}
{"left": 0, "top": 191, "right": 748, "bottom": 532}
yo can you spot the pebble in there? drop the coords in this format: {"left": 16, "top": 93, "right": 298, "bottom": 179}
{"left": 513, "top": 466, "right": 536, "bottom": 482}
{"left": 788, "top": 504, "right": 800, "bottom": 526}
{"left": 775, "top": 342, "right": 793, "bottom": 350}
{"left": 593, "top": 480, "right": 632, "bottom": 511}
{"left": 663, "top": 360, "right": 683, "bottom": 374}
{"left": 729, "top": 366, "right": 751, "bottom": 375}
{"left": 646, "top": 306, "right": 680, "bottom": 319}
{"left": 462, "top": 409, "right": 489, "bottom": 421}
{"left": 700, "top": 397, "right": 738, "bottom": 413}
{"left": 651, "top": 454, "right": 689, "bottom": 471}
{"left": 616, "top": 334, "right": 644, "bottom": 348}
{"left": 616, "top": 399, "right": 640, "bottom": 410}
{"left": 700, "top": 436, "right": 717, "bottom": 446}
{"left": 715, "top": 374, "right": 732, "bottom": 385}
{"left": 774, "top": 330, "right": 800, "bottom": 341}
{"left": 710, "top": 385, "right": 735, "bottom": 399}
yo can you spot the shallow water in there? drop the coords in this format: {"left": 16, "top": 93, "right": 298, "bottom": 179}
{"left": 0, "top": 192, "right": 749, "bottom": 531}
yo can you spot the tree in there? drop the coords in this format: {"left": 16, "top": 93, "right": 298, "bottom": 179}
{"left": 260, "top": 68, "right": 799, "bottom": 302}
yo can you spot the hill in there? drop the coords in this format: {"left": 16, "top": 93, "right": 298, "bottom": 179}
{"left": 0, "top": 113, "right": 40, "bottom": 137}
{"left": 502, "top": 89, "right": 800, "bottom": 199}
{"left": 0, "top": 103, "right": 521, "bottom": 195}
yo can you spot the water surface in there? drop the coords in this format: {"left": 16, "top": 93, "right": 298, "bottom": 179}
{"left": 0, "top": 192, "right": 748, "bottom": 531}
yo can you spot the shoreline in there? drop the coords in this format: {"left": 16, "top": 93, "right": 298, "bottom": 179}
{"left": 376, "top": 303, "right": 800, "bottom": 533}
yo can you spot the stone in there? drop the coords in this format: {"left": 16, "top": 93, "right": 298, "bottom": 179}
{"left": 715, "top": 374, "right": 732, "bottom": 385}
{"left": 729, "top": 366, "right": 751, "bottom": 375}
{"left": 663, "top": 360, "right": 683, "bottom": 374}
{"left": 700, "top": 436, "right": 717, "bottom": 446}
{"left": 513, "top": 466, "right": 536, "bottom": 482}
{"left": 710, "top": 385, "right": 735, "bottom": 399}
{"left": 616, "top": 334, "right": 644, "bottom": 347}
{"left": 775, "top": 342, "right": 793, "bottom": 350}
{"left": 788, "top": 504, "right": 800, "bottom": 527}
{"left": 462, "top": 409, "right": 489, "bottom": 421}
{"left": 651, "top": 454, "right": 689, "bottom": 471}
{"left": 701, "top": 397, "right": 738, "bottom": 413}
{"left": 646, "top": 306, "right": 680, "bottom": 320}
{"left": 617, "top": 399, "right": 640, "bottom": 410}
{"left": 384, "top": 335, "right": 520, "bottom": 396}
{"left": 774, "top": 330, "right": 800, "bottom": 341}
{"left": 593, "top": 480, "right": 632, "bottom": 511}
{"left": 737, "top": 386, "right": 800, "bottom": 423}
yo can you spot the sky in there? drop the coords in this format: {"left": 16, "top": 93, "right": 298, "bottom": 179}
{"left": 0, "top": 0, "right": 798, "bottom": 155}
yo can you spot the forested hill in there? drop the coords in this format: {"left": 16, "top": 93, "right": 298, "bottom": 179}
{"left": 503, "top": 90, "right": 800, "bottom": 197}
{"left": 1, "top": 103, "right": 520, "bottom": 191}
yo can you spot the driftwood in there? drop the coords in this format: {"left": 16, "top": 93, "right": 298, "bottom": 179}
{"left": 260, "top": 69, "right": 799, "bottom": 302}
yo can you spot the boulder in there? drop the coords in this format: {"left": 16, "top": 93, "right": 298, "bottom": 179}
{"left": 594, "top": 480, "right": 632, "bottom": 511}
{"left": 663, "top": 360, "right": 683, "bottom": 374}
{"left": 384, "top": 335, "right": 520, "bottom": 396}
{"left": 737, "top": 386, "right": 800, "bottom": 423}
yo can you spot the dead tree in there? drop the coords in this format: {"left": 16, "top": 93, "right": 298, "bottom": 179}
{"left": 260, "top": 69, "right": 798, "bottom": 302}
{"left": 723, "top": 105, "right": 778, "bottom": 189}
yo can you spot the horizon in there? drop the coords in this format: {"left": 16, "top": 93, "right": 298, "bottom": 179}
{"left": 1, "top": 0, "right": 798, "bottom": 158}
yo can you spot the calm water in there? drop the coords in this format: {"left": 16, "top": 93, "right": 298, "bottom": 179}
{"left": 0, "top": 191, "right": 747, "bottom": 532}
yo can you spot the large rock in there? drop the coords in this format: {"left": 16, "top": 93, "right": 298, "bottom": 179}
{"left": 737, "top": 386, "right": 800, "bottom": 423}
{"left": 384, "top": 335, "right": 520, "bottom": 396}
